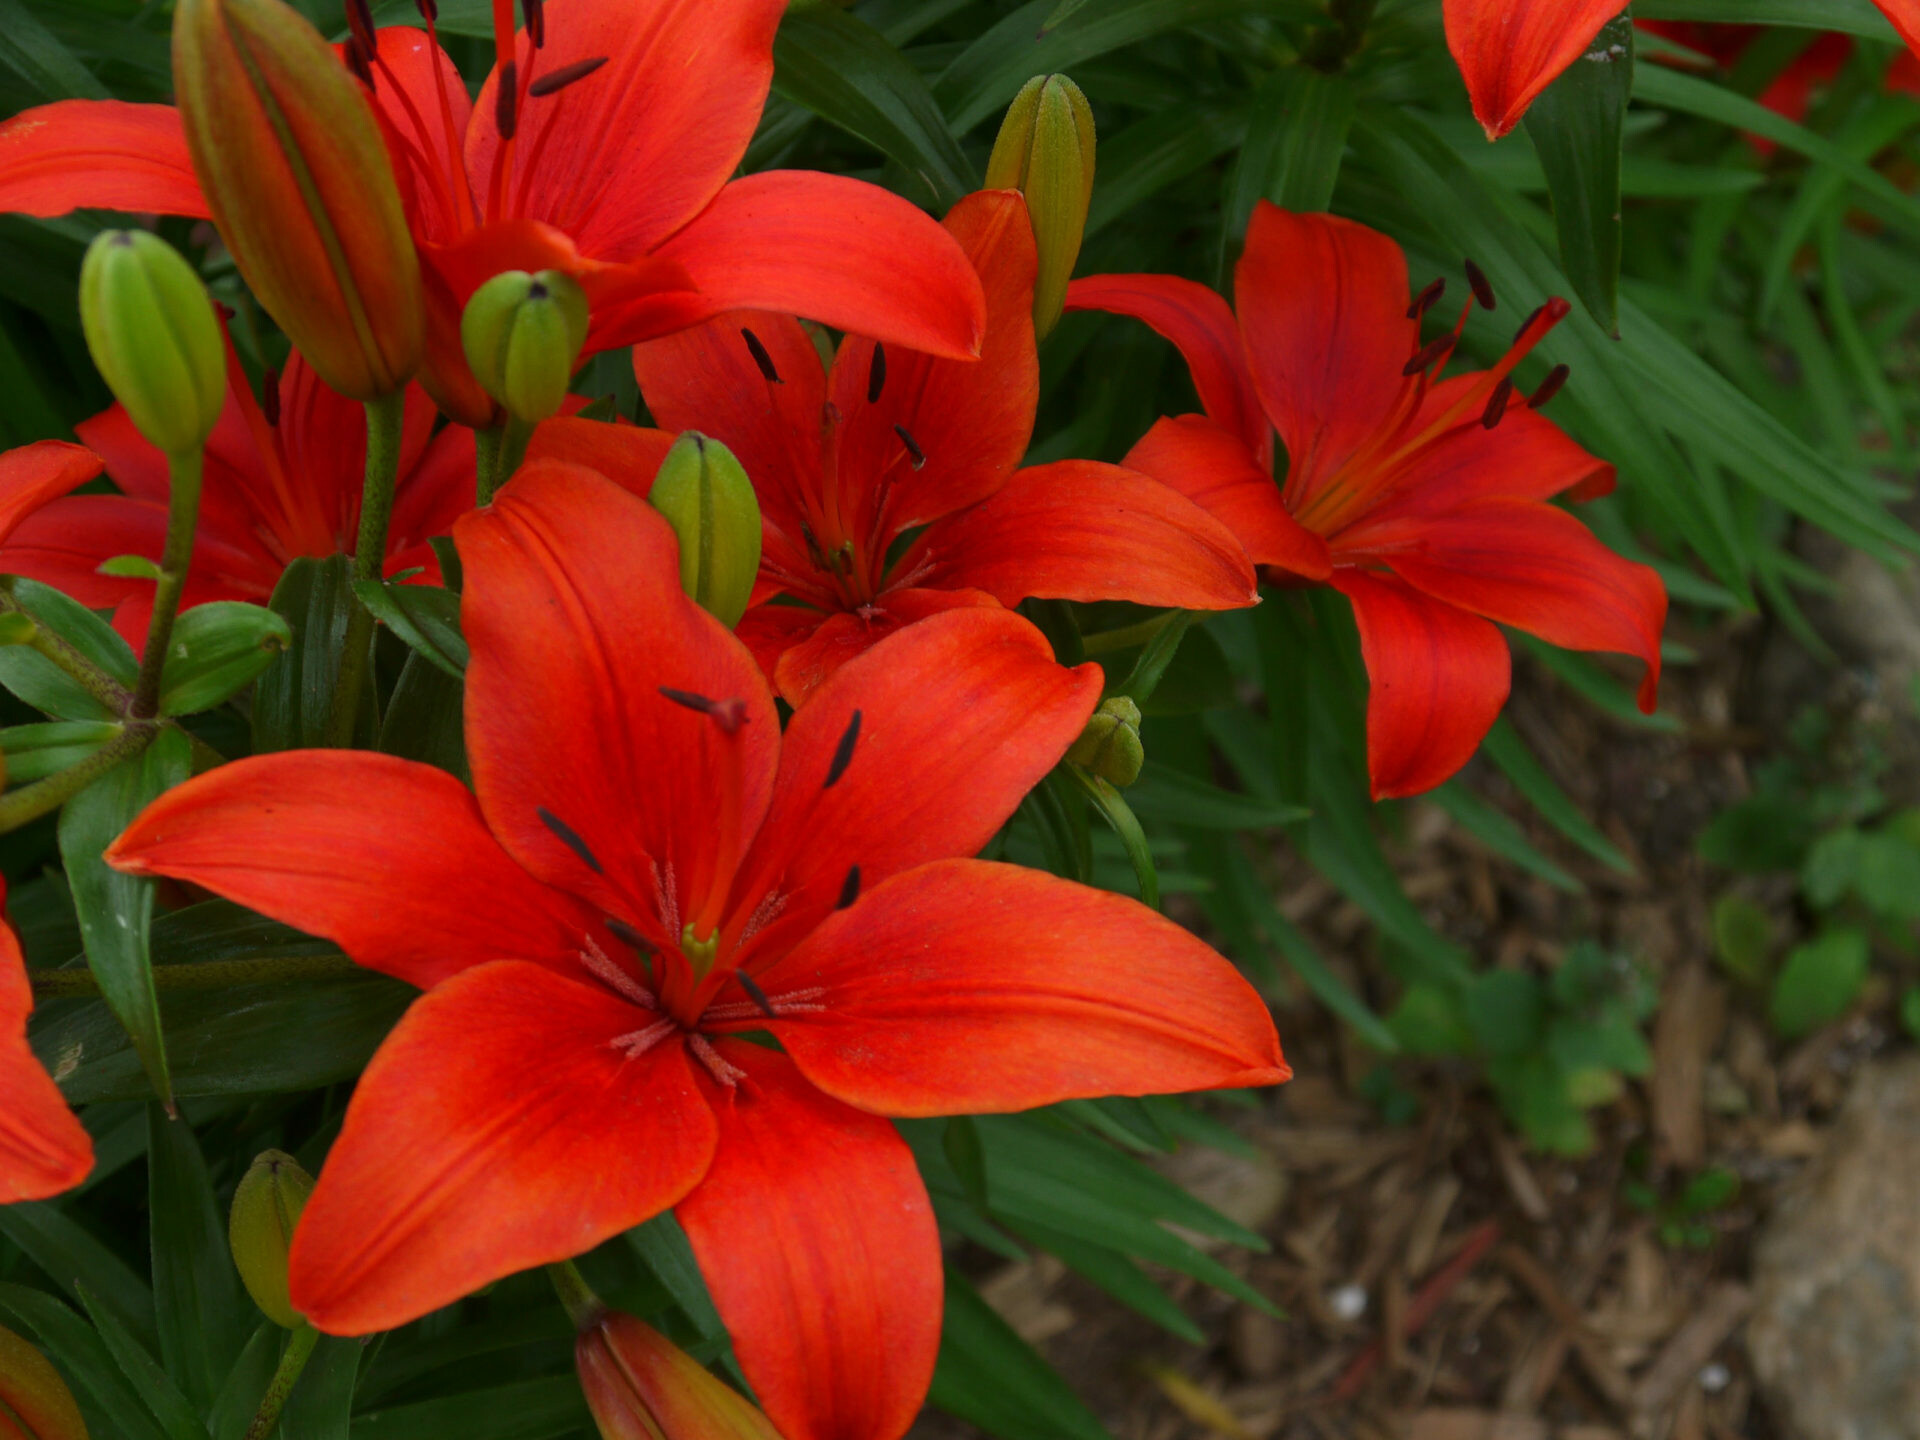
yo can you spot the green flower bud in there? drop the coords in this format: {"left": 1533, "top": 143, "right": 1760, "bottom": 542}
{"left": 229, "top": 1149, "right": 315, "bottom": 1329}
{"left": 985, "top": 74, "right": 1095, "bottom": 339}
{"left": 460, "top": 270, "right": 591, "bottom": 424}
{"left": 647, "top": 432, "right": 763, "bottom": 630}
{"left": 1067, "top": 695, "right": 1144, "bottom": 787}
{"left": 78, "top": 231, "right": 225, "bottom": 458}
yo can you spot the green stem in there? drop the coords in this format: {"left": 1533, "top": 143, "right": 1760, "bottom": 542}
{"left": 28, "top": 950, "right": 359, "bottom": 998}
{"left": 546, "top": 1260, "right": 606, "bottom": 1332}
{"left": 0, "top": 590, "right": 133, "bottom": 715}
{"left": 0, "top": 723, "right": 155, "bottom": 835}
{"left": 494, "top": 416, "right": 535, "bottom": 498}
{"left": 131, "top": 449, "right": 204, "bottom": 719}
{"left": 1079, "top": 612, "right": 1179, "bottom": 657}
{"left": 324, "top": 392, "right": 406, "bottom": 749}
{"left": 474, "top": 422, "right": 505, "bottom": 505}
{"left": 243, "top": 1323, "right": 318, "bottom": 1440}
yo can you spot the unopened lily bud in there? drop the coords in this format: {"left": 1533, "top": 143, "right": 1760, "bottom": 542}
{"left": 173, "top": 0, "right": 423, "bottom": 400}
{"left": 228, "top": 1149, "right": 315, "bottom": 1329}
{"left": 647, "top": 432, "right": 763, "bottom": 630}
{"left": 1068, "top": 695, "right": 1143, "bottom": 787}
{"left": 461, "top": 270, "right": 591, "bottom": 424}
{"left": 578, "top": 1311, "right": 783, "bottom": 1440}
{"left": 0, "top": 1322, "right": 89, "bottom": 1440}
{"left": 985, "top": 74, "right": 1095, "bottom": 338}
{"left": 79, "top": 231, "right": 224, "bottom": 458}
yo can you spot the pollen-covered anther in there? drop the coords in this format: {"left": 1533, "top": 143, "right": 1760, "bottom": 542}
{"left": 1528, "top": 363, "right": 1570, "bottom": 410}
{"left": 579, "top": 934, "right": 656, "bottom": 1008}
{"left": 741, "top": 327, "right": 781, "bottom": 384}
{"left": 1464, "top": 258, "right": 1496, "bottom": 311}
{"left": 1407, "top": 276, "right": 1446, "bottom": 322}
{"left": 658, "top": 687, "right": 750, "bottom": 735}
{"left": 688, "top": 1034, "right": 746, "bottom": 1086}
{"left": 703, "top": 985, "right": 827, "bottom": 1022}
{"left": 610, "top": 1018, "right": 677, "bottom": 1060}
{"left": 650, "top": 859, "right": 681, "bottom": 941}
{"left": 736, "top": 888, "right": 789, "bottom": 946}
{"left": 893, "top": 423, "right": 927, "bottom": 469}
{"left": 1402, "top": 334, "right": 1456, "bottom": 378}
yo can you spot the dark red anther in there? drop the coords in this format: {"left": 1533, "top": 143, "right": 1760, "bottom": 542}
{"left": 824, "top": 709, "right": 861, "bottom": 789}
{"left": 605, "top": 916, "right": 648, "bottom": 952}
{"left": 735, "top": 971, "right": 776, "bottom": 1019}
{"left": 741, "top": 326, "right": 781, "bottom": 384}
{"left": 1402, "top": 334, "right": 1456, "bottom": 378}
{"left": 261, "top": 367, "right": 281, "bottom": 427}
{"left": 344, "top": 0, "right": 375, "bottom": 47}
{"left": 1512, "top": 303, "right": 1546, "bottom": 345}
{"left": 1463, "top": 258, "right": 1496, "bottom": 311}
{"left": 537, "top": 806, "right": 603, "bottom": 873}
{"left": 495, "top": 60, "right": 518, "bottom": 140}
{"left": 1528, "top": 363, "right": 1570, "bottom": 410}
{"left": 658, "top": 687, "right": 749, "bottom": 735}
{"left": 524, "top": 0, "right": 545, "bottom": 46}
{"left": 867, "top": 343, "right": 887, "bottom": 403}
{"left": 344, "top": 33, "right": 374, "bottom": 86}
{"left": 1481, "top": 378, "right": 1514, "bottom": 430}
{"left": 837, "top": 865, "right": 862, "bottom": 910}
{"left": 528, "top": 56, "right": 608, "bottom": 97}
{"left": 893, "top": 423, "right": 926, "bottom": 469}
{"left": 1407, "top": 276, "right": 1446, "bottom": 322}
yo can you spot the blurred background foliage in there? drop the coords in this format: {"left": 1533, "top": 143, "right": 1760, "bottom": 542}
{"left": 5, "top": 0, "right": 1920, "bottom": 1435}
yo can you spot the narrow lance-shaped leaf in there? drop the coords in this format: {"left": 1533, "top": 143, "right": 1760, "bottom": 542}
{"left": 1524, "top": 12, "right": 1632, "bottom": 336}
{"left": 58, "top": 727, "right": 191, "bottom": 1107}
{"left": 1218, "top": 65, "right": 1355, "bottom": 281}
{"left": 146, "top": 1101, "right": 249, "bottom": 1413}
{"left": 253, "top": 555, "right": 368, "bottom": 752}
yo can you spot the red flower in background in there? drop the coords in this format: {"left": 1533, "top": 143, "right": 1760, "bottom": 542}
{"left": 0, "top": 0, "right": 985, "bottom": 423}
{"left": 634, "top": 189, "right": 1258, "bottom": 705}
{"left": 108, "top": 461, "right": 1287, "bottom": 1440}
{"left": 1447, "top": 0, "right": 1920, "bottom": 138}
{"left": 1068, "top": 204, "right": 1666, "bottom": 799}
{"left": 1, "top": 879, "right": 93, "bottom": 1202}
{"left": 0, "top": 344, "right": 473, "bottom": 646}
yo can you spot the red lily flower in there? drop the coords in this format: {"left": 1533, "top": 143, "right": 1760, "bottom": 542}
{"left": 633, "top": 189, "right": 1258, "bottom": 705}
{"left": 0, "top": 0, "right": 985, "bottom": 424}
{"left": 0, "top": 344, "right": 473, "bottom": 647}
{"left": 2, "top": 879, "right": 94, "bottom": 1202}
{"left": 1448, "top": 0, "right": 1920, "bottom": 139}
{"left": 1067, "top": 205, "right": 1666, "bottom": 800}
{"left": 107, "top": 460, "right": 1287, "bottom": 1440}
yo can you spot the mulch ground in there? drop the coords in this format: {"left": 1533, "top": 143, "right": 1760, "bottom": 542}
{"left": 916, "top": 598, "right": 1913, "bottom": 1440}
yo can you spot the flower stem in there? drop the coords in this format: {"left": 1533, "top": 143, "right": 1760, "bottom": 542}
{"left": 131, "top": 449, "right": 205, "bottom": 720}
{"left": 27, "top": 949, "right": 360, "bottom": 998}
{"left": 474, "top": 422, "right": 504, "bottom": 505}
{"left": 324, "top": 392, "right": 406, "bottom": 748}
{"left": 546, "top": 1259, "right": 606, "bottom": 1331}
{"left": 0, "top": 589, "right": 133, "bottom": 715}
{"left": 0, "top": 722, "right": 155, "bottom": 835}
{"left": 491, "top": 416, "right": 535, "bottom": 501}
{"left": 243, "top": 1323, "right": 319, "bottom": 1440}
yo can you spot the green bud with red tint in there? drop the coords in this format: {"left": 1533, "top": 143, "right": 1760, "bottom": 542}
{"left": 461, "top": 270, "right": 591, "bottom": 425}
{"left": 78, "top": 230, "right": 224, "bottom": 458}
{"left": 985, "top": 73, "right": 1095, "bottom": 339}
{"left": 1067, "top": 695, "right": 1143, "bottom": 788}
{"left": 646, "top": 432, "right": 763, "bottom": 631}
{"left": 578, "top": 1310, "right": 785, "bottom": 1440}
{"left": 173, "top": 0, "right": 423, "bottom": 400}
{"left": 0, "top": 1322, "right": 89, "bottom": 1440}
{"left": 229, "top": 1148, "right": 315, "bottom": 1328}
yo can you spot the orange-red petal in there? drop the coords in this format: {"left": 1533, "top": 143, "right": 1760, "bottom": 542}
{"left": 759, "top": 858, "right": 1287, "bottom": 1115}
{"left": 678, "top": 1042, "right": 940, "bottom": 1440}
{"left": 104, "top": 752, "right": 595, "bottom": 990}
{"left": 0, "top": 99, "right": 207, "bottom": 219}
{"left": 911, "top": 459, "right": 1257, "bottom": 610}
{"left": 0, "top": 894, "right": 92, "bottom": 1204}
{"left": 0, "top": 440, "right": 104, "bottom": 547}
{"left": 525, "top": 417, "right": 678, "bottom": 499}
{"left": 762, "top": 588, "right": 1001, "bottom": 708}
{"left": 1443, "top": 0, "right": 1632, "bottom": 140}
{"left": 288, "top": 961, "right": 716, "bottom": 1334}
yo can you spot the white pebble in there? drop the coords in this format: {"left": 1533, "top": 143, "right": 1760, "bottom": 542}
{"left": 1328, "top": 1282, "right": 1368, "bottom": 1321}
{"left": 1699, "top": 1362, "right": 1731, "bottom": 1393}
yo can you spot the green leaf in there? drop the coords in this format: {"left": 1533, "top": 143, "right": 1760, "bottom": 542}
{"left": 0, "top": 1201, "right": 157, "bottom": 1353}
{"left": 1387, "top": 982, "right": 1473, "bottom": 1056}
{"left": 1085, "top": 99, "right": 1249, "bottom": 241}
{"left": 1219, "top": 64, "right": 1354, "bottom": 276}
{"left": 1430, "top": 781, "right": 1581, "bottom": 892}
{"left": 1482, "top": 719, "right": 1635, "bottom": 875}
{"left": 75, "top": 1280, "right": 209, "bottom": 1440}
{"left": 278, "top": 1335, "right": 361, "bottom": 1440}
{"left": 1006, "top": 1215, "right": 1203, "bottom": 1342}
{"left": 0, "top": 0, "right": 108, "bottom": 100}
{"left": 1523, "top": 13, "right": 1631, "bottom": 334}
{"left": 1115, "top": 610, "right": 1194, "bottom": 705}
{"left": 350, "top": 578, "right": 468, "bottom": 679}
{"left": 377, "top": 649, "right": 469, "bottom": 780}
{"left": 1635, "top": 0, "right": 1895, "bottom": 41}
{"left": 0, "top": 578, "right": 137, "bottom": 720}
{"left": 254, "top": 555, "right": 364, "bottom": 752}
{"left": 1711, "top": 893, "right": 1774, "bottom": 983}
{"left": 1061, "top": 765, "right": 1158, "bottom": 907}
{"left": 1801, "top": 827, "right": 1863, "bottom": 909}
{"left": 58, "top": 727, "right": 190, "bottom": 1107}
{"left": 146, "top": 1101, "right": 249, "bottom": 1411}
{"left": 1, "top": 718, "right": 122, "bottom": 785}
{"left": 0, "top": 1282, "right": 172, "bottom": 1440}
{"left": 1126, "top": 763, "right": 1307, "bottom": 830}
{"left": 351, "top": 1378, "right": 590, "bottom": 1440}
{"left": 928, "top": 1269, "right": 1112, "bottom": 1440}
{"left": 209, "top": 1324, "right": 288, "bottom": 1440}
{"left": 626, "top": 1212, "right": 727, "bottom": 1347}
{"left": 1901, "top": 984, "right": 1920, "bottom": 1042}
{"left": 1464, "top": 969, "right": 1546, "bottom": 1057}
{"left": 1697, "top": 793, "right": 1816, "bottom": 873}
{"left": 1770, "top": 927, "right": 1870, "bottom": 1037}
{"left": 157, "top": 602, "right": 292, "bottom": 717}
{"left": 774, "top": 4, "right": 975, "bottom": 208}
